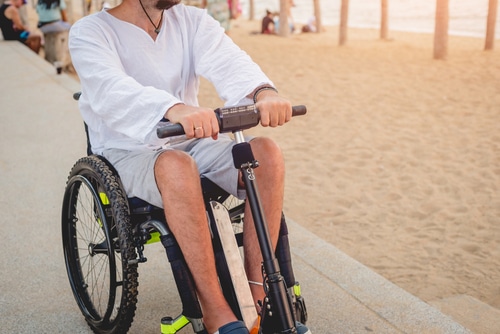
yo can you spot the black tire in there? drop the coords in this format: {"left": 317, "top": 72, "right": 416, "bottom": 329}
{"left": 62, "top": 155, "right": 138, "bottom": 334}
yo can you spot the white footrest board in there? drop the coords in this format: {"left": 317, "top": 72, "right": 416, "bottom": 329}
{"left": 210, "top": 201, "right": 258, "bottom": 330}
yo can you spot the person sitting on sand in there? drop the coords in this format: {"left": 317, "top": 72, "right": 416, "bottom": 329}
{"left": 0, "top": 0, "right": 41, "bottom": 53}
{"left": 261, "top": 9, "right": 275, "bottom": 34}
{"left": 301, "top": 15, "right": 316, "bottom": 33}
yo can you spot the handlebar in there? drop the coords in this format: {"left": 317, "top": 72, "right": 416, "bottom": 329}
{"left": 157, "top": 104, "right": 306, "bottom": 138}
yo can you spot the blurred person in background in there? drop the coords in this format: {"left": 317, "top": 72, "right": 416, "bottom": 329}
{"left": 202, "top": 0, "right": 230, "bottom": 33}
{"left": 0, "top": 0, "right": 41, "bottom": 52}
{"left": 36, "top": 0, "right": 71, "bottom": 34}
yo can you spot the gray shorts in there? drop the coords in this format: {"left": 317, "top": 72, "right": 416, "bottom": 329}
{"left": 102, "top": 134, "right": 243, "bottom": 208}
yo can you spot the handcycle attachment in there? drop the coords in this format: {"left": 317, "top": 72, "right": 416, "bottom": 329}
{"left": 157, "top": 103, "right": 308, "bottom": 333}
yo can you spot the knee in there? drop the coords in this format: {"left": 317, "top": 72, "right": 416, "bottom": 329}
{"left": 250, "top": 137, "right": 284, "bottom": 168}
{"left": 155, "top": 150, "right": 198, "bottom": 181}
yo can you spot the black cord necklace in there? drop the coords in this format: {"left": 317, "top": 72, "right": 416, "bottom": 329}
{"left": 138, "top": 0, "right": 163, "bottom": 34}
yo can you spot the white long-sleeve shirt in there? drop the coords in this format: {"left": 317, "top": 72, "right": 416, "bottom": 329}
{"left": 69, "top": 4, "right": 272, "bottom": 153}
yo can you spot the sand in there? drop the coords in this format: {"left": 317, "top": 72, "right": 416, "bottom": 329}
{"left": 197, "top": 20, "right": 500, "bottom": 311}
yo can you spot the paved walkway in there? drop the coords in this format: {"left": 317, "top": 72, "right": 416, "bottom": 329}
{"left": 0, "top": 41, "right": 471, "bottom": 333}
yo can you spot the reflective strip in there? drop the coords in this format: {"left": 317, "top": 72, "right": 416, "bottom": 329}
{"left": 160, "top": 315, "right": 190, "bottom": 334}
{"left": 146, "top": 231, "right": 161, "bottom": 244}
{"left": 294, "top": 282, "right": 302, "bottom": 297}
{"left": 99, "top": 192, "right": 110, "bottom": 205}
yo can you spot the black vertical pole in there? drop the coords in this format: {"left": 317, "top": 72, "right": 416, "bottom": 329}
{"left": 232, "top": 142, "right": 295, "bottom": 332}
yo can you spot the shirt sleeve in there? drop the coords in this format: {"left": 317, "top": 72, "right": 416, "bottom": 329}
{"left": 192, "top": 10, "right": 273, "bottom": 106}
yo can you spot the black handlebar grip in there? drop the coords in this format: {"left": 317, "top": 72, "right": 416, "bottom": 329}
{"left": 157, "top": 123, "right": 184, "bottom": 138}
{"left": 292, "top": 105, "right": 307, "bottom": 116}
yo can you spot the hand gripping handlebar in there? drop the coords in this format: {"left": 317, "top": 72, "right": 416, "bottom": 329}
{"left": 157, "top": 104, "right": 307, "bottom": 138}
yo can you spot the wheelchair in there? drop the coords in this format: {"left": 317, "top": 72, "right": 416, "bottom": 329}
{"left": 61, "top": 103, "right": 308, "bottom": 334}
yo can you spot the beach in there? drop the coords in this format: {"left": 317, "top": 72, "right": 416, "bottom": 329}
{"left": 240, "top": 0, "right": 500, "bottom": 37}
{"left": 72, "top": 0, "right": 500, "bottom": 37}
{"left": 197, "top": 20, "right": 500, "bottom": 313}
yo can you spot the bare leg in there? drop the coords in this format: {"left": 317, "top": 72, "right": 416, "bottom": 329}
{"left": 155, "top": 150, "right": 237, "bottom": 333}
{"left": 25, "top": 35, "right": 41, "bottom": 54}
{"left": 242, "top": 137, "right": 285, "bottom": 307}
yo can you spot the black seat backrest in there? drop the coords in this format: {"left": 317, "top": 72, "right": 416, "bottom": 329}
{"left": 84, "top": 122, "right": 93, "bottom": 156}
{"left": 73, "top": 92, "right": 93, "bottom": 156}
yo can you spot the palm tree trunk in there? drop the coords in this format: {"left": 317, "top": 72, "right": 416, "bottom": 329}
{"left": 380, "top": 0, "right": 388, "bottom": 39}
{"left": 339, "top": 0, "right": 349, "bottom": 45}
{"left": 434, "top": 0, "right": 449, "bottom": 59}
{"left": 249, "top": 0, "right": 254, "bottom": 21}
{"left": 485, "top": 0, "right": 498, "bottom": 50}
{"left": 313, "top": 0, "right": 322, "bottom": 33}
{"left": 279, "top": 0, "right": 290, "bottom": 37}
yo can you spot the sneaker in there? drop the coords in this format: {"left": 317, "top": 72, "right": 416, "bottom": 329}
{"left": 214, "top": 320, "right": 250, "bottom": 334}
{"left": 295, "top": 321, "right": 311, "bottom": 334}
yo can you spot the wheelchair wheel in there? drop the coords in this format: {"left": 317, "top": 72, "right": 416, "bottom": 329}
{"left": 62, "top": 155, "right": 138, "bottom": 334}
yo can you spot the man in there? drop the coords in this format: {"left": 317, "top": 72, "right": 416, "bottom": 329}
{"left": 0, "top": 0, "right": 41, "bottom": 53}
{"left": 69, "top": 1, "right": 309, "bottom": 333}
